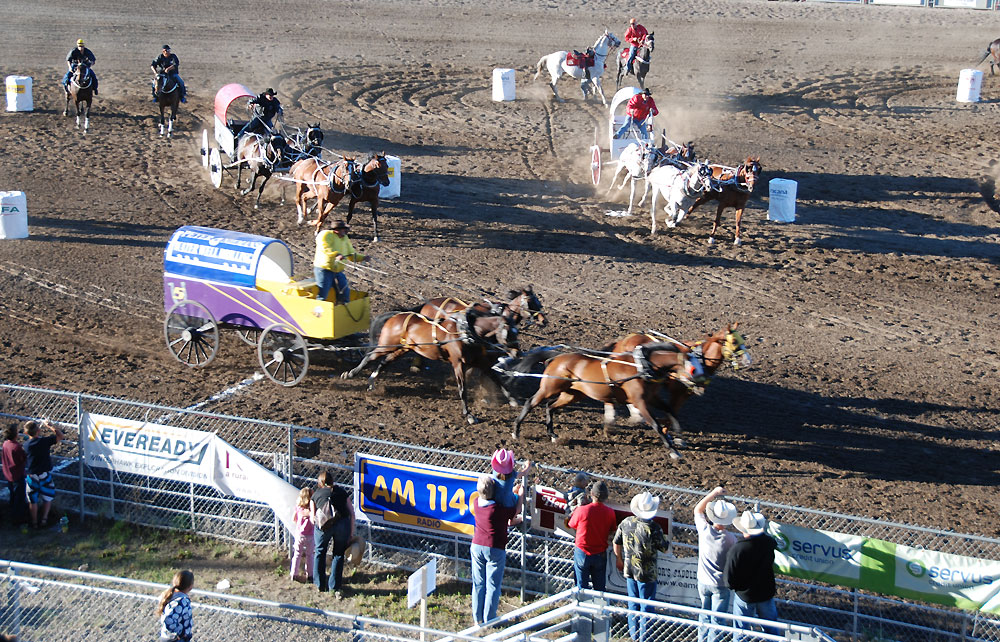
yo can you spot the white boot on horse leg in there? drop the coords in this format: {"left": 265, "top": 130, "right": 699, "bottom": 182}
{"left": 626, "top": 403, "right": 645, "bottom": 425}
{"left": 167, "top": 119, "right": 173, "bottom": 139}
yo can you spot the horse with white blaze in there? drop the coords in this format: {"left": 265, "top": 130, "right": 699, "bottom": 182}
{"left": 647, "top": 161, "right": 715, "bottom": 235}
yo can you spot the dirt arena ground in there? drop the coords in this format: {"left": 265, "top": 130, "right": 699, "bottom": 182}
{"left": 0, "top": 0, "right": 998, "bottom": 537}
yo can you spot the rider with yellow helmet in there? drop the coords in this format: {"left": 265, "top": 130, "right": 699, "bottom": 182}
{"left": 63, "top": 39, "right": 98, "bottom": 96}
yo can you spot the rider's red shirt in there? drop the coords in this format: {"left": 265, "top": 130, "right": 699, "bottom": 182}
{"left": 625, "top": 23, "right": 648, "bottom": 47}
{"left": 625, "top": 94, "right": 658, "bottom": 120}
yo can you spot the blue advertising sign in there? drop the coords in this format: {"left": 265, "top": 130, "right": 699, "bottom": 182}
{"left": 355, "top": 453, "right": 482, "bottom": 536}
{"left": 164, "top": 226, "right": 290, "bottom": 288}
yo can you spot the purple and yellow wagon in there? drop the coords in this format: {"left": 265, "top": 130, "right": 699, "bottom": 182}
{"left": 163, "top": 226, "right": 371, "bottom": 386}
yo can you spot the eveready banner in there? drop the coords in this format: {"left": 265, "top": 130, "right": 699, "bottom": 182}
{"left": 82, "top": 413, "right": 298, "bottom": 532}
{"left": 83, "top": 413, "right": 215, "bottom": 484}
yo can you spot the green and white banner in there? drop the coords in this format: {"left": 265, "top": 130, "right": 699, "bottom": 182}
{"left": 893, "top": 544, "right": 1000, "bottom": 614}
{"left": 771, "top": 522, "right": 865, "bottom": 587}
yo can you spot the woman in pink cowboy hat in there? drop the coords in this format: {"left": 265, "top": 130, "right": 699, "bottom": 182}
{"left": 488, "top": 447, "right": 533, "bottom": 509}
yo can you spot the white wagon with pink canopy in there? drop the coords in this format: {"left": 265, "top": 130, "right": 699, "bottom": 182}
{"left": 198, "top": 83, "right": 255, "bottom": 187}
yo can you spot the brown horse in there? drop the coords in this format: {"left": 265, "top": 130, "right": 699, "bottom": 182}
{"left": 344, "top": 153, "right": 391, "bottom": 242}
{"left": 235, "top": 134, "right": 290, "bottom": 209}
{"left": 418, "top": 286, "right": 548, "bottom": 330}
{"left": 289, "top": 157, "right": 360, "bottom": 228}
{"left": 63, "top": 63, "right": 93, "bottom": 133}
{"left": 687, "top": 157, "right": 762, "bottom": 245}
{"left": 342, "top": 310, "right": 520, "bottom": 424}
{"left": 154, "top": 72, "right": 181, "bottom": 138}
{"left": 509, "top": 343, "right": 695, "bottom": 459}
{"left": 608, "top": 323, "right": 751, "bottom": 434}
{"left": 979, "top": 38, "right": 1000, "bottom": 75}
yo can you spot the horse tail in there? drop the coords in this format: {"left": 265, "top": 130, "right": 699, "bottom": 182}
{"left": 495, "top": 346, "right": 558, "bottom": 401}
{"left": 365, "top": 311, "right": 402, "bottom": 354}
{"left": 534, "top": 55, "right": 547, "bottom": 80}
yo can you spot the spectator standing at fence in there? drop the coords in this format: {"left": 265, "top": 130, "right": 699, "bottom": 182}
{"left": 489, "top": 447, "right": 532, "bottom": 512}
{"left": 311, "top": 471, "right": 355, "bottom": 596}
{"left": 614, "top": 492, "right": 670, "bottom": 642}
{"left": 291, "top": 487, "right": 315, "bottom": 583}
{"left": 695, "top": 487, "right": 738, "bottom": 642}
{"left": 158, "top": 569, "right": 194, "bottom": 642}
{"left": 566, "top": 471, "right": 591, "bottom": 513}
{"left": 723, "top": 507, "right": 779, "bottom": 641}
{"left": 470, "top": 474, "right": 520, "bottom": 626}
{"left": 24, "top": 420, "right": 62, "bottom": 529}
{"left": 566, "top": 480, "right": 617, "bottom": 592}
{"left": 2, "top": 424, "right": 28, "bottom": 527}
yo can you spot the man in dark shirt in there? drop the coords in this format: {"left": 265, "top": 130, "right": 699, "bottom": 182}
{"left": 24, "top": 420, "right": 63, "bottom": 529}
{"left": 150, "top": 45, "right": 186, "bottom": 103}
{"left": 63, "top": 39, "right": 98, "bottom": 96}
{"left": 237, "top": 88, "right": 283, "bottom": 140}
{"left": 310, "top": 471, "right": 354, "bottom": 595}
{"left": 723, "top": 509, "right": 779, "bottom": 640}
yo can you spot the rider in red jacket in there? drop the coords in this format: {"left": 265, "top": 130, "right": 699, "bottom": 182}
{"left": 615, "top": 89, "right": 658, "bottom": 139}
{"left": 624, "top": 18, "right": 649, "bottom": 72}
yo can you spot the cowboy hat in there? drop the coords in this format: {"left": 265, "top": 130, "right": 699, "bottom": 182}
{"left": 345, "top": 535, "right": 366, "bottom": 569}
{"left": 331, "top": 220, "right": 350, "bottom": 231}
{"left": 491, "top": 448, "right": 515, "bottom": 475}
{"left": 706, "top": 499, "right": 737, "bottom": 526}
{"left": 162, "top": 44, "right": 171, "bottom": 51}
{"left": 265, "top": 87, "right": 276, "bottom": 95}
{"left": 734, "top": 510, "right": 767, "bottom": 536}
{"left": 630, "top": 492, "right": 659, "bottom": 520}
{"left": 77, "top": 39, "right": 85, "bottom": 46}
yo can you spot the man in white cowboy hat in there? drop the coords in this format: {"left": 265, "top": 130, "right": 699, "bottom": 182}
{"left": 723, "top": 506, "right": 779, "bottom": 640}
{"left": 613, "top": 491, "right": 670, "bottom": 642}
{"left": 694, "top": 487, "right": 739, "bottom": 642}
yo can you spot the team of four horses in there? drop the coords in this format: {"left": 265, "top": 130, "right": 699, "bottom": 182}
{"left": 340, "top": 285, "right": 751, "bottom": 461}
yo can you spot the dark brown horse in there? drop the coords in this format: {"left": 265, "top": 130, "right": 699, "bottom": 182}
{"left": 154, "top": 72, "right": 181, "bottom": 138}
{"left": 63, "top": 63, "right": 93, "bottom": 133}
{"left": 235, "top": 133, "right": 290, "bottom": 209}
{"left": 687, "top": 157, "right": 762, "bottom": 245}
{"left": 979, "top": 38, "right": 1000, "bottom": 75}
{"left": 290, "top": 157, "right": 361, "bottom": 228}
{"left": 607, "top": 323, "right": 751, "bottom": 435}
{"left": 342, "top": 310, "right": 520, "bottom": 424}
{"left": 344, "top": 152, "right": 391, "bottom": 242}
{"left": 418, "top": 286, "right": 548, "bottom": 330}
{"left": 509, "top": 343, "right": 693, "bottom": 459}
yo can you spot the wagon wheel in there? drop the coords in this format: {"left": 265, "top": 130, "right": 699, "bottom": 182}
{"left": 200, "top": 129, "right": 210, "bottom": 168}
{"left": 209, "top": 147, "right": 223, "bottom": 188}
{"left": 590, "top": 126, "right": 601, "bottom": 185}
{"left": 257, "top": 322, "right": 309, "bottom": 386}
{"left": 237, "top": 327, "right": 261, "bottom": 346}
{"left": 164, "top": 300, "right": 219, "bottom": 368}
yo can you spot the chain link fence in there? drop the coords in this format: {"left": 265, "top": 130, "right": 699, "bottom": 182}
{"left": 2, "top": 383, "right": 999, "bottom": 642}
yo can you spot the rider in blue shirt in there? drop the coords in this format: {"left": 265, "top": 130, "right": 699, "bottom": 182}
{"left": 151, "top": 45, "right": 187, "bottom": 103}
{"left": 63, "top": 39, "right": 98, "bottom": 96}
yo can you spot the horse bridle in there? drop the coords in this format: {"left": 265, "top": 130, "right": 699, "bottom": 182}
{"left": 737, "top": 161, "right": 760, "bottom": 192}
{"left": 72, "top": 64, "right": 93, "bottom": 89}
{"left": 359, "top": 156, "right": 389, "bottom": 189}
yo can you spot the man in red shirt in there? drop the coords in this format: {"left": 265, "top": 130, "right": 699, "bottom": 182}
{"left": 615, "top": 89, "right": 659, "bottom": 139}
{"left": 567, "top": 480, "right": 618, "bottom": 592}
{"left": 2, "top": 424, "right": 28, "bottom": 525}
{"left": 624, "top": 18, "right": 649, "bottom": 74}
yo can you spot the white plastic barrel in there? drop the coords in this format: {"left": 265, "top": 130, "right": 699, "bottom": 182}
{"left": 768, "top": 179, "right": 797, "bottom": 223}
{"left": 956, "top": 69, "right": 983, "bottom": 103}
{"left": 0, "top": 191, "right": 29, "bottom": 239}
{"left": 379, "top": 155, "right": 402, "bottom": 199}
{"left": 5, "top": 75, "right": 33, "bottom": 112}
{"left": 492, "top": 68, "right": 516, "bottom": 102}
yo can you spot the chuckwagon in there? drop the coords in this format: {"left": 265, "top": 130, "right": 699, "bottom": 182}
{"left": 199, "top": 84, "right": 256, "bottom": 188}
{"left": 163, "top": 226, "right": 370, "bottom": 386}
{"left": 589, "top": 86, "right": 655, "bottom": 185}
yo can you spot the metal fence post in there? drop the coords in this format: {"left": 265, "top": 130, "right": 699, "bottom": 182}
{"left": 7, "top": 567, "right": 21, "bottom": 639}
{"left": 189, "top": 482, "right": 196, "bottom": 531}
{"left": 76, "top": 393, "right": 85, "bottom": 523}
{"left": 851, "top": 587, "right": 858, "bottom": 642}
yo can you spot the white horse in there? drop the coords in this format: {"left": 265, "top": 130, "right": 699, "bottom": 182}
{"left": 534, "top": 30, "right": 621, "bottom": 106}
{"left": 647, "top": 161, "right": 715, "bottom": 235}
{"left": 606, "top": 142, "right": 656, "bottom": 215}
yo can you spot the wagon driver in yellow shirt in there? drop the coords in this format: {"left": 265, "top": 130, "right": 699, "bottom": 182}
{"left": 314, "top": 220, "right": 365, "bottom": 304}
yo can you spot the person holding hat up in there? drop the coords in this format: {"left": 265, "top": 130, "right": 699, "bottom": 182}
{"left": 63, "top": 39, "right": 98, "bottom": 96}
{"left": 615, "top": 88, "right": 658, "bottom": 139}
{"left": 314, "top": 220, "right": 365, "bottom": 304}
{"left": 489, "top": 447, "right": 532, "bottom": 512}
{"left": 237, "top": 87, "right": 283, "bottom": 139}
{"left": 723, "top": 506, "right": 779, "bottom": 640}
{"left": 567, "top": 480, "right": 617, "bottom": 592}
{"left": 613, "top": 491, "right": 671, "bottom": 642}
{"left": 695, "top": 487, "right": 738, "bottom": 642}
{"left": 150, "top": 45, "right": 186, "bottom": 103}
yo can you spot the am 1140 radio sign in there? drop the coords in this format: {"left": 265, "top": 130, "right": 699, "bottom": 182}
{"left": 354, "top": 453, "right": 485, "bottom": 537}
